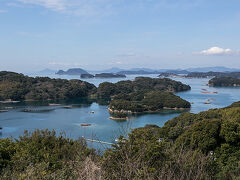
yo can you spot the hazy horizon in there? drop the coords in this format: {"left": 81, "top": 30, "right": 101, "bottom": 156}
{"left": 0, "top": 0, "right": 240, "bottom": 72}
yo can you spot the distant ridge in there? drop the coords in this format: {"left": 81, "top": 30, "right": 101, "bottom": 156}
{"left": 52, "top": 66, "right": 240, "bottom": 76}
{"left": 56, "top": 68, "right": 89, "bottom": 75}
{"left": 186, "top": 66, "right": 240, "bottom": 72}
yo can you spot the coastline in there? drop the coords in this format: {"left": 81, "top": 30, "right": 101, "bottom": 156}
{"left": 109, "top": 116, "right": 128, "bottom": 120}
{"left": 108, "top": 107, "right": 189, "bottom": 115}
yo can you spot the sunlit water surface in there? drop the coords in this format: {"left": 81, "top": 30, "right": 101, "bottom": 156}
{"left": 1, "top": 74, "right": 240, "bottom": 149}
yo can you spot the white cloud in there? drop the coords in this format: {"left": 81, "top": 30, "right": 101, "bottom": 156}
{"left": 0, "top": 10, "right": 7, "bottom": 13}
{"left": 18, "top": 0, "right": 65, "bottom": 11}
{"left": 116, "top": 52, "right": 137, "bottom": 58}
{"left": 18, "top": 31, "right": 46, "bottom": 38}
{"left": 196, "top": 47, "right": 234, "bottom": 55}
{"left": 16, "top": 0, "right": 118, "bottom": 17}
{"left": 15, "top": 0, "right": 203, "bottom": 17}
{"left": 48, "top": 61, "right": 87, "bottom": 68}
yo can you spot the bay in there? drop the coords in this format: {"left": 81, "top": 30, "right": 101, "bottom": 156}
{"left": 0, "top": 74, "right": 240, "bottom": 149}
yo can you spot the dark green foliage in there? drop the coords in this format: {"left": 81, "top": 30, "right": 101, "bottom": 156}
{"left": 96, "top": 82, "right": 117, "bottom": 98}
{"left": 0, "top": 129, "right": 98, "bottom": 179}
{"left": 109, "top": 91, "right": 190, "bottom": 116}
{"left": 97, "top": 77, "right": 191, "bottom": 98}
{"left": 0, "top": 139, "right": 16, "bottom": 170}
{"left": 1, "top": 102, "right": 240, "bottom": 179}
{"left": 0, "top": 71, "right": 97, "bottom": 101}
{"left": 95, "top": 73, "right": 126, "bottom": 78}
{"left": 227, "top": 101, "right": 240, "bottom": 108}
{"left": 209, "top": 77, "right": 240, "bottom": 87}
{"left": 109, "top": 99, "right": 145, "bottom": 113}
{"left": 142, "top": 91, "right": 191, "bottom": 110}
{"left": 104, "top": 102, "right": 240, "bottom": 179}
{"left": 102, "top": 127, "right": 167, "bottom": 179}
{"left": 100, "top": 78, "right": 191, "bottom": 118}
{"left": 176, "top": 119, "right": 221, "bottom": 153}
{"left": 110, "top": 112, "right": 128, "bottom": 118}
{"left": 161, "top": 103, "right": 240, "bottom": 178}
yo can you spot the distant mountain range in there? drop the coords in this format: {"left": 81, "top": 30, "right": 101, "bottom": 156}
{"left": 186, "top": 66, "right": 240, "bottom": 72}
{"left": 37, "top": 66, "right": 240, "bottom": 76}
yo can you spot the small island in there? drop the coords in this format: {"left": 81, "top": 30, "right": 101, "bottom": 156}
{"left": 158, "top": 73, "right": 185, "bottom": 78}
{"left": 96, "top": 77, "right": 191, "bottom": 119}
{"left": 95, "top": 73, "right": 126, "bottom": 78}
{"left": 80, "top": 73, "right": 126, "bottom": 79}
{"left": 56, "top": 68, "right": 89, "bottom": 75}
{"left": 108, "top": 91, "right": 190, "bottom": 119}
{"left": 80, "top": 74, "right": 94, "bottom": 78}
{"left": 208, "top": 77, "right": 240, "bottom": 87}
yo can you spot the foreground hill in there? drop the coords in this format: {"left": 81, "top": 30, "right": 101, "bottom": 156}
{"left": 104, "top": 101, "right": 240, "bottom": 179}
{"left": 0, "top": 71, "right": 97, "bottom": 101}
{"left": 0, "top": 102, "right": 239, "bottom": 179}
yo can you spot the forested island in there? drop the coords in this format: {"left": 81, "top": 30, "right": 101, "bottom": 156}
{"left": 0, "top": 71, "right": 96, "bottom": 101}
{"left": 209, "top": 77, "right": 240, "bottom": 87}
{"left": 56, "top": 68, "right": 89, "bottom": 75}
{"left": 96, "top": 77, "right": 191, "bottom": 119}
{"left": 158, "top": 72, "right": 185, "bottom": 78}
{"left": 0, "top": 72, "right": 190, "bottom": 102}
{"left": 109, "top": 91, "right": 190, "bottom": 119}
{"left": 97, "top": 77, "right": 191, "bottom": 98}
{"left": 158, "top": 71, "right": 240, "bottom": 79}
{"left": 80, "top": 74, "right": 95, "bottom": 78}
{"left": 0, "top": 101, "right": 239, "bottom": 179}
{"left": 95, "top": 73, "right": 126, "bottom": 78}
{"left": 80, "top": 73, "right": 126, "bottom": 79}
{"left": 186, "top": 71, "right": 240, "bottom": 78}
{"left": 0, "top": 72, "right": 191, "bottom": 119}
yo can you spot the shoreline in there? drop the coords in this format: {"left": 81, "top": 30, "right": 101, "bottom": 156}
{"left": 108, "top": 107, "right": 189, "bottom": 115}
{"left": 109, "top": 116, "right": 128, "bottom": 120}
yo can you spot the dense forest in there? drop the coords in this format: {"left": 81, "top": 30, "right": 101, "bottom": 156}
{"left": 97, "top": 77, "right": 191, "bottom": 98}
{"left": 97, "top": 77, "right": 191, "bottom": 118}
{"left": 104, "top": 102, "right": 240, "bottom": 179}
{"left": 0, "top": 71, "right": 97, "bottom": 101}
{"left": 0, "top": 102, "right": 240, "bottom": 179}
{"left": 209, "top": 77, "right": 240, "bottom": 87}
{"left": 0, "top": 72, "right": 191, "bottom": 102}
{"left": 109, "top": 91, "right": 190, "bottom": 114}
{"left": 95, "top": 73, "right": 126, "bottom": 78}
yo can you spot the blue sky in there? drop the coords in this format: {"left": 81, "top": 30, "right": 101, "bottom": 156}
{"left": 0, "top": 0, "right": 240, "bottom": 72}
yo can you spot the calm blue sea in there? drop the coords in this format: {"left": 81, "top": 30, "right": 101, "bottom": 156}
{"left": 0, "top": 74, "right": 240, "bottom": 149}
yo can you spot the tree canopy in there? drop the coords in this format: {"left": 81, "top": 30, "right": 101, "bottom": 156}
{"left": 0, "top": 71, "right": 97, "bottom": 101}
